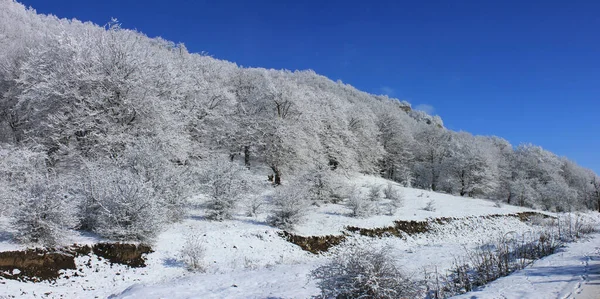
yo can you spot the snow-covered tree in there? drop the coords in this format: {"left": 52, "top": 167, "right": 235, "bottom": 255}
{"left": 345, "top": 104, "right": 385, "bottom": 174}
{"left": 413, "top": 124, "right": 452, "bottom": 191}
{"left": 261, "top": 118, "right": 314, "bottom": 185}
{"left": 443, "top": 132, "right": 495, "bottom": 197}
{"left": 375, "top": 107, "right": 414, "bottom": 184}
{"left": 591, "top": 176, "right": 600, "bottom": 212}
{"left": 1, "top": 0, "right": 599, "bottom": 246}
{"left": 486, "top": 137, "right": 514, "bottom": 203}
{"left": 200, "top": 158, "right": 252, "bottom": 221}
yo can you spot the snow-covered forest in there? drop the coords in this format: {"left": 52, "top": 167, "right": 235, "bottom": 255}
{"left": 1, "top": 0, "right": 599, "bottom": 248}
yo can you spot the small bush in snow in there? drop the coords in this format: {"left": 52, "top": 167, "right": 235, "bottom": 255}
{"left": 383, "top": 183, "right": 404, "bottom": 215}
{"left": 493, "top": 201, "right": 503, "bottom": 208}
{"left": 382, "top": 183, "right": 398, "bottom": 200}
{"left": 245, "top": 195, "right": 265, "bottom": 217}
{"left": 368, "top": 184, "right": 382, "bottom": 202}
{"left": 11, "top": 178, "right": 80, "bottom": 246}
{"left": 180, "top": 233, "right": 206, "bottom": 272}
{"left": 528, "top": 214, "right": 555, "bottom": 227}
{"left": 244, "top": 177, "right": 269, "bottom": 217}
{"left": 200, "top": 159, "right": 252, "bottom": 221}
{"left": 311, "top": 245, "right": 417, "bottom": 299}
{"left": 558, "top": 213, "right": 598, "bottom": 241}
{"left": 304, "top": 165, "right": 335, "bottom": 202}
{"left": 423, "top": 199, "right": 436, "bottom": 212}
{"left": 267, "top": 182, "right": 310, "bottom": 230}
{"left": 346, "top": 186, "right": 373, "bottom": 218}
{"left": 329, "top": 179, "right": 352, "bottom": 204}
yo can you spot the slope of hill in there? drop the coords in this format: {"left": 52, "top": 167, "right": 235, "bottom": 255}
{"left": 1, "top": 1, "right": 600, "bottom": 298}
{"left": 1, "top": 175, "right": 598, "bottom": 298}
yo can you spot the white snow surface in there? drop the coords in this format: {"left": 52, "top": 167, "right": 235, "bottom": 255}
{"left": 451, "top": 234, "right": 600, "bottom": 299}
{"left": 1, "top": 174, "right": 598, "bottom": 299}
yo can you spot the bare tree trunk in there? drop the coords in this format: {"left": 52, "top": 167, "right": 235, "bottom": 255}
{"left": 460, "top": 170, "right": 466, "bottom": 196}
{"left": 430, "top": 153, "right": 437, "bottom": 191}
{"left": 592, "top": 179, "right": 600, "bottom": 212}
{"left": 271, "top": 166, "right": 281, "bottom": 186}
{"left": 430, "top": 167, "right": 437, "bottom": 191}
{"left": 244, "top": 145, "right": 250, "bottom": 168}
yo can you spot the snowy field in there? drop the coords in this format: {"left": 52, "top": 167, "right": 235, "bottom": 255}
{"left": 1, "top": 175, "right": 598, "bottom": 299}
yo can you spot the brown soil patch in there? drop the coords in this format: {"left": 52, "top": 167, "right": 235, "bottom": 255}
{"left": 0, "top": 249, "right": 76, "bottom": 282}
{"left": 92, "top": 243, "right": 152, "bottom": 267}
{"left": 0, "top": 243, "right": 152, "bottom": 282}
{"left": 278, "top": 231, "right": 346, "bottom": 254}
{"left": 346, "top": 219, "right": 431, "bottom": 238}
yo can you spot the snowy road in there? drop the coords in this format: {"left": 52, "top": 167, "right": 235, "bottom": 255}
{"left": 452, "top": 234, "right": 600, "bottom": 299}
{"left": 572, "top": 248, "right": 600, "bottom": 299}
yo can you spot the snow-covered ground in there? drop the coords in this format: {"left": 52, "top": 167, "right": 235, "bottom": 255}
{"left": 1, "top": 175, "right": 598, "bottom": 299}
{"left": 452, "top": 233, "right": 600, "bottom": 299}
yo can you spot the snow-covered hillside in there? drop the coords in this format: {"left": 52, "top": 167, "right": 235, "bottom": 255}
{"left": 1, "top": 2, "right": 600, "bottom": 298}
{"left": 2, "top": 175, "right": 597, "bottom": 299}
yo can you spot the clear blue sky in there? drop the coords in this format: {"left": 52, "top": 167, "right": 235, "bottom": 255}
{"left": 18, "top": 0, "right": 600, "bottom": 173}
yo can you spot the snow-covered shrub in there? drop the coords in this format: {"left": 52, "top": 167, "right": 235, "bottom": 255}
{"left": 364, "top": 184, "right": 387, "bottom": 214}
{"left": 80, "top": 165, "right": 164, "bottom": 242}
{"left": 423, "top": 199, "right": 436, "bottom": 212}
{"left": 573, "top": 217, "right": 598, "bottom": 236}
{"left": 304, "top": 165, "right": 335, "bottom": 202}
{"left": 180, "top": 233, "right": 206, "bottom": 272}
{"left": 368, "top": 184, "right": 382, "bottom": 201}
{"left": 0, "top": 146, "right": 47, "bottom": 216}
{"left": 311, "top": 245, "right": 417, "bottom": 299}
{"left": 267, "top": 182, "right": 310, "bottom": 230}
{"left": 11, "top": 177, "right": 80, "bottom": 246}
{"left": 329, "top": 177, "right": 352, "bottom": 204}
{"left": 382, "top": 183, "right": 398, "bottom": 200}
{"left": 243, "top": 257, "right": 260, "bottom": 270}
{"left": 243, "top": 175, "right": 270, "bottom": 217}
{"left": 1, "top": 146, "right": 79, "bottom": 246}
{"left": 346, "top": 186, "right": 373, "bottom": 218}
{"left": 383, "top": 183, "right": 404, "bottom": 215}
{"left": 528, "top": 214, "right": 555, "bottom": 227}
{"left": 245, "top": 195, "right": 265, "bottom": 217}
{"left": 200, "top": 158, "right": 252, "bottom": 221}
{"left": 557, "top": 213, "right": 598, "bottom": 241}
